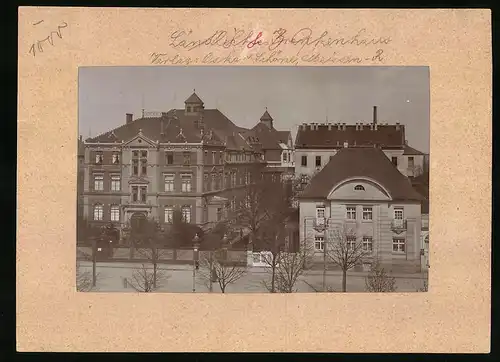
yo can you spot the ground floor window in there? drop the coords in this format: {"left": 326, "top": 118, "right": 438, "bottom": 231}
{"left": 93, "top": 204, "right": 103, "bottom": 221}
{"left": 314, "top": 236, "right": 325, "bottom": 251}
{"left": 362, "top": 237, "right": 373, "bottom": 252}
{"left": 110, "top": 205, "right": 120, "bottom": 222}
{"left": 393, "top": 238, "right": 406, "bottom": 253}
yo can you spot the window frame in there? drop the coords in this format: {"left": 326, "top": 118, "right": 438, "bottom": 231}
{"left": 164, "top": 173, "right": 175, "bottom": 192}
{"left": 110, "top": 205, "right": 120, "bottom": 222}
{"left": 362, "top": 206, "right": 373, "bottom": 220}
{"left": 182, "top": 205, "right": 192, "bottom": 223}
{"left": 362, "top": 236, "right": 373, "bottom": 252}
{"left": 346, "top": 206, "right": 356, "bottom": 220}
{"left": 392, "top": 238, "right": 406, "bottom": 253}
{"left": 314, "top": 236, "right": 325, "bottom": 251}
{"left": 93, "top": 203, "right": 104, "bottom": 221}
{"left": 354, "top": 184, "right": 365, "bottom": 191}
{"left": 301, "top": 155, "right": 307, "bottom": 167}
{"left": 93, "top": 174, "right": 104, "bottom": 191}
{"left": 346, "top": 235, "right": 357, "bottom": 250}
{"left": 315, "top": 155, "right": 321, "bottom": 167}
{"left": 164, "top": 206, "right": 173, "bottom": 224}
{"left": 181, "top": 174, "right": 192, "bottom": 192}
{"left": 110, "top": 174, "right": 121, "bottom": 192}
{"left": 166, "top": 151, "right": 174, "bottom": 165}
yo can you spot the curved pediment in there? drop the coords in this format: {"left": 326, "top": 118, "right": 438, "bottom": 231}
{"left": 327, "top": 177, "right": 392, "bottom": 201}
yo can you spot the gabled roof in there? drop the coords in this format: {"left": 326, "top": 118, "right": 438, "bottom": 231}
{"left": 299, "top": 147, "right": 423, "bottom": 201}
{"left": 403, "top": 144, "right": 425, "bottom": 155}
{"left": 295, "top": 123, "right": 405, "bottom": 149}
{"left": 87, "top": 109, "right": 241, "bottom": 144}
{"left": 243, "top": 122, "right": 289, "bottom": 151}
{"left": 276, "top": 130, "right": 291, "bottom": 144}
{"left": 224, "top": 132, "right": 253, "bottom": 151}
{"left": 185, "top": 92, "right": 203, "bottom": 104}
{"left": 260, "top": 109, "right": 273, "bottom": 121}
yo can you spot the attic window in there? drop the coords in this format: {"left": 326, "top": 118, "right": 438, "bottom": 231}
{"left": 354, "top": 185, "right": 365, "bottom": 191}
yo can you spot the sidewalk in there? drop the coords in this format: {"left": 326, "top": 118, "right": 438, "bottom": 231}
{"left": 81, "top": 261, "right": 427, "bottom": 279}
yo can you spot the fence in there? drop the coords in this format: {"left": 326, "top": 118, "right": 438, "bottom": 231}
{"left": 77, "top": 245, "right": 247, "bottom": 266}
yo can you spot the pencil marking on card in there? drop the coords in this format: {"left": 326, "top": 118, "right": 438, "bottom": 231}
{"left": 28, "top": 21, "right": 68, "bottom": 57}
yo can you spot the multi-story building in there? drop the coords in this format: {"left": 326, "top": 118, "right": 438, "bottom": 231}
{"left": 81, "top": 91, "right": 270, "bottom": 243}
{"left": 294, "top": 106, "right": 426, "bottom": 179}
{"left": 298, "top": 147, "right": 425, "bottom": 273}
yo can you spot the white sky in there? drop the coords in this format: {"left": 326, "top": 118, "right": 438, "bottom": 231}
{"left": 79, "top": 66, "right": 429, "bottom": 152}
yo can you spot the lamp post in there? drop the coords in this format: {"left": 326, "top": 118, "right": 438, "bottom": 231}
{"left": 192, "top": 233, "right": 200, "bottom": 293}
{"left": 91, "top": 236, "right": 97, "bottom": 287}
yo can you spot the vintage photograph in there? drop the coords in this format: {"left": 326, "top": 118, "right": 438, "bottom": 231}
{"left": 76, "top": 66, "right": 429, "bottom": 293}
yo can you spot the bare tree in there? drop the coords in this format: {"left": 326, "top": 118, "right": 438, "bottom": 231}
{"left": 197, "top": 250, "right": 218, "bottom": 292}
{"left": 326, "top": 225, "right": 370, "bottom": 292}
{"left": 128, "top": 263, "right": 170, "bottom": 293}
{"left": 212, "top": 258, "right": 246, "bottom": 293}
{"left": 302, "top": 279, "right": 337, "bottom": 293}
{"left": 364, "top": 259, "right": 397, "bottom": 292}
{"left": 76, "top": 260, "right": 96, "bottom": 292}
{"left": 274, "top": 251, "right": 310, "bottom": 293}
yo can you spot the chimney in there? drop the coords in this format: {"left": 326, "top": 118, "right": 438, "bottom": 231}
{"left": 359, "top": 122, "right": 363, "bottom": 131}
{"left": 343, "top": 141, "right": 348, "bottom": 148}
{"left": 395, "top": 122, "right": 400, "bottom": 131}
{"left": 79, "top": 135, "right": 82, "bottom": 141}
{"left": 373, "top": 106, "right": 378, "bottom": 125}
{"left": 337, "top": 123, "right": 341, "bottom": 130}
{"left": 343, "top": 123, "right": 347, "bottom": 131}
{"left": 328, "top": 124, "right": 332, "bottom": 131}
{"left": 126, "top": 113, "right": 133, "bottom": 124}
{"left": 355, "top": 122, "right": 359, "bottom": 131}
{"left": 374, "top": 123, "right": 378, "bottom": 131}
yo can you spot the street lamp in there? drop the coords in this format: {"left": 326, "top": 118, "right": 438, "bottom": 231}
{"left": 192, "top": 233, "right": 200, "bottom": 293}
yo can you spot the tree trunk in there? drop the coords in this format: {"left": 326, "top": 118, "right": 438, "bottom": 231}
{"left": 342, "top": 269, "right": 347, "bottom": 292}
{"left": 271, "top": 255, "right": 276, "bottom": 293}
{"left": 153, "top": 262, "right": 157, "bottom": 289}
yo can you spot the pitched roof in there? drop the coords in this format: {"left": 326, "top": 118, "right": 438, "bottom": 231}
{"left": 185, "top": 92, "right": 203, "bottom": 104}
{"left": 276, "top": 130, "right": 291, "bottom": 144}
{"left": 295, "top": 123, "right": 405, "bottom": 149}
{"left": 403, "top": 144, "right": 425, "bottom": 155}
{"left": 299, "top": 147, "right": 423, "bottom": 201}
{"left": 243, "top": 122, "right": 288, "bottom": 150}
{"left": 260, "top": 110, "right": 273, "bottom": 121}
{"left": 87, "top": 109, "right": 242, "bottom": 144}
{"left": 224, "top": 132, "right": 253, "bottom": 151}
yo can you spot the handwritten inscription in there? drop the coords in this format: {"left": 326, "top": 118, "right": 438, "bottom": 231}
{"left": 168, "top": 28, "right": 391, "bottom": 56}
{"left": 151, "top": 48, "right": 385, "bottom": 66}
{"left": 28, "top": 21, "right": 68, "bottom": 57}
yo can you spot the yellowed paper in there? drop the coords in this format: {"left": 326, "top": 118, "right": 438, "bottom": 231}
{"left": 18, "top": 7, "right": 491, "bottom": 352}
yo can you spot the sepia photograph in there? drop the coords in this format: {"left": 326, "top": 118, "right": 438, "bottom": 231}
{"left": 76, "top": 66, "right": 430, "bottom": 293}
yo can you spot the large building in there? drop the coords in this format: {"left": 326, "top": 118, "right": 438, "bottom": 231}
{"left": 298, "top": 147, "right": 425, "bottom": 273}
{"left": 79, "top": 91, "right": 293, "bottom": 244}
{"left": 294, "top": 106, "right": 427, "bottom": 180}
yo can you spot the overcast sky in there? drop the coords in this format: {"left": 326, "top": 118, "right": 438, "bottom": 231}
{"left": 79, "top": 66, "right": 429, "bottom": 152}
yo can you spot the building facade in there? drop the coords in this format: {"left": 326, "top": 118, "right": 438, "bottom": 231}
{"left": 298, "top": 147, "right": 425, "bottom": 273}
{"left": 294, "top": 106, "right": 426, "bottom": 179}
{"left": 79, "top": 92, "right": 297, "bottom": 244}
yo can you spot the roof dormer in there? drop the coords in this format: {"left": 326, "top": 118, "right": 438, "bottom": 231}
{"left": 184, "top": 89, "right": 204, "bottom": 116}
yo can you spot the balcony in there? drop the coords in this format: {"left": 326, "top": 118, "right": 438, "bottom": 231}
{"left": 391, "top": 219, "right": 407, "bottom": 232}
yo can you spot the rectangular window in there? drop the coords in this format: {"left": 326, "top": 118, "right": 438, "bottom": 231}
{"left": 301, "top": 155, "right": 307, "bottom": 166}
{"left": 140, "top": 186, "right": 147, "bottom": 202}
{"left": 93, "top": 174, "right": 104, "bottom": 191}
{"left": 93, "top": 204, "right": 103, "bottom": 221}
{"left": 346, "top": 235, "right": 357, "bottom": 250}
{"left": 141, "top": 159, "right": 147, "bottom": 176}
{"left": 132, "top": 186, "right": 138, "bottom": 202}
{"left": 362, "top": 237, "right": 373, "bottom": 252}
{"left": 111, "top": 175, "right": 121, "bottom": 191}
{"left": 315, "top": 156, "right": 321, "bottom": 167}
{"left": 181, "top": 174, "right": 192, "bottom": 192}
{"left": 211, "top": 173, "right": 217, "bottom": 190}
{"left": 166, "top": 152, "right": 174, "bottom": 165}
{"left": 132, "top": 159, "right": 139, "bottom": 176}
{"left": 394, "top": 207, "right": 404, "bottom": 220}
{"left": 212, "top": 151, "right": 216, "bottom": 165}
{"left": 346, "top": 206, "right": 356, "bottom": 220}
{"left": 112, "top": 153, "right": 120, "bottom": 164}
{"left": 314, "top": 236, "right": 325, "bottom": 251}
{"left": 231, "top": 172, "right": 236, "bottom": 187}
{"left": 182, "top": 206, "right": 191, "bottom": 223}
{"left": 362, "top": 207, "right": 373, "bottom": 220}
{"left": 408, "top": 156, "right": 415, "bottom": 168}
{"left": 219, "top": 151, "right": 224, "bottom": 164}
{"left": 391, "top": 156, "right": 398, "bottom": 166}
{"left": 164, "top": 174, "right": 174, "bottom": 192}
{"left": 95, "top": 152, "right": 103, "bottom": 165}
{"left": 393, "top": 238, "right": 405, "bottom": 253}
{"left": 110, "top": 205, "right": 120, "bottom": 222}
{"left": 164, "top": 206, "right": 173, "bottom": 223}
{"left": 183, "top": 152, "right": 191, "bottom": 165}
{"left": 204, "top": 173, "right": 209, "bottom": 191}
{"left": 316, "top": 207, "right": 325, "bottom": 221}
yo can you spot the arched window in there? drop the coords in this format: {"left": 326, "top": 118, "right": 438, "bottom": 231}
{"left": 93, "top": 203, "right": 103, "bottom": 221}
{"left": 354, "top": 184, "right": 365, "bottom": 191}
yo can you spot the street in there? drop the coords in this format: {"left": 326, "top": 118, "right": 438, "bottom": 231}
{"left": 78, "top": 261, "right": 428, "bottom": 293}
